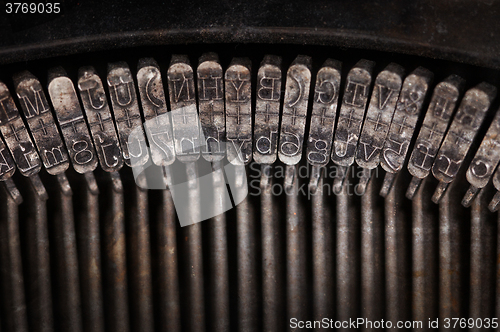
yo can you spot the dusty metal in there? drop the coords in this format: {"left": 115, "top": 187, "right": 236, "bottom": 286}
{"left": 412, "top": 177, "right": 439, "bottom": 326}
{"left": 168, "top": 55, "right": 200, "bottom": 163}
{"left": 469, "top": 189, "right": 496, "bottom": 328}
{"left": 3, "top": 178, "right": 22, "bottom": 205}
{"left": 76, "top": 172, "right": 105, "bottom": 332}
{"left": 380, "top": 67, "right": 433, "bottom": 197}
{"left": 432, "top": 82, "right": 497, "bottom": 203}
{"left": 285, "top": 164, "right": 309, "bottom": 326}
{"left": 27, "top": 174, "right": 49, "bottom": 201}
{"left": 52, "top": 173, "right": 83, "bottom": 332}
{"left": 103, "top": 171, "right": 130, "bottom": 332}
{"left": 254, "top": 55, "right": 282, "bottom": 165}
{"left": 226, "top": 58, "right": 253, "bottom": 165}
{"left": 197, "top": 53, "right": 225, "bottom": 162}
{"left": 138, "top": 58, "right": 176, "bottom": 166}
{"left": 384, "top": 173, "right": 411, "bottom": 324}
{"left": 336, "top": 171, "right": 360, "bottom": 330}
{"left": 78, "top": 66, "right": 124, "bottom": 173}
{"left": 311, "top": 170, "right": 335, "bottom": 324}
{"left": 306, "top": 59, "right": 341, "bottom": 167}
{"left": 0, "top": 81, "right": 41, "bottom": 177}
{"left": 355, "top": 63, "right": 404, "bottom": 194}
{"left": 407, "top": 75, "right": 465, "bottom": 199}
{"left": 0, "top": 136, "right": 16, "bottom": 182}
{"left": 128, "top": 185, "right": 154, "bottom": 332}
{"left": 3, "top": 1, "right": 500, "bottom": 71}
{"left": 107, "top": 62, "right": 148, "bottom": 167}
{"left": 157, "top": 184, "right": 181, "bottom": 332}
{"left": 0, "top": 184, "right": 28, "bottom": 332}
{"left": 48, "top": 67, "right": 98, "bottom": 174}
{"left": 308, "top": 165, "right": 322, "bottom": 194}
{"left": 278, "top": 55, "right": 312, "bottom": 166}
{"left": 23, "top": 176, "right": 52, "bottom": 332}
{"left": 1, "top": 49, "right": 500, "bottom": 332}
{"left": 14, "top": 71, "right": 69, "bottom": 176}
{"left": 439, "top": 181, "right": 464, "bottom": 329}
{"left": 206, "top": 161, "right": 229, "bottom": 331}
{"left": 236, "top": 165, "right": 259, "bottom": 331}
{"left": 360, "top": 173, "right": 384, "bottom": 329}
{"left": 180, "top": 162, "right": 206, "bottom": 332}
{"left": 260, "top": 164, "right": 284, "bottom": 331}
{"left": 332, "top": 59, "right": 374, "bottom": 189}
{"left": 463, "top": 106, "right": 500, "bottom": 207}
{"left": 165, "top": 56, "right": 206, "bottom": 328}
{"left": 356, "top": 63, "right": 404, "bottom": 169}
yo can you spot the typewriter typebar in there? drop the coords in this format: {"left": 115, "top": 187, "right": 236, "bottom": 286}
{"left": 0, "top": 47, "right": 497, "bottom": 332}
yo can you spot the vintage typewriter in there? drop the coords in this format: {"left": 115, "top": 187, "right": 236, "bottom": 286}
{"left": 0, "top": 1, "right": 499, "bottom": 331}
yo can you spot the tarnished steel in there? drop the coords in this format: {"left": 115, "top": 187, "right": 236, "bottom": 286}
{"left": 356, "top": 63, "right": 404, "bottom": 170}
{"left": 48, "top": 67, "right": 98, "bottom": 174}
{"left": 0, "top": 81, "right": 41, "bottom": 177}
{"left": 332, "top": 60, "right": 374, "bottom": 167}
{"left": 254, "top": 55, "right": 282, "bottom": 165}
{"left": 226, "top": 58, "right": 253, "bottom": 165}
{"left": 168, "top": 55, "right": 200, "bottom": 163}
{"left": 380, "top": 67, "right": 433, "bottom": 197}
{"left": 278, "top": 55, "right": 312, "bottom": 166}
{"left": 285, "top": 164, "right": 309, "bottom": 326}
{"left": 138, "top": 58, "right": 176, "bottom": 166}
{"left": 0, "top": 183, "right": 28, "bottom": 332}
{"left": 107, "top": 62, "right": 148, "bottom": 168}
{"left": 407, "top": 75, "right": 465, "bottom": 200}
{"left": 0, "top": 50, "right": 498, "bottom": 332}
{"left": 22, "top": 178, "right": 53, "bottom": 332}
{"left": 78, "top": 66, "right": 124, "bottom": 173}
{"left": 103, "top": 172, "right": 130, "bottom": 332}
{"left": 14, "top": 71, "right": 69, "bottom": 176}
{"left": 260, "top": 164, "right": 284, "bottom": 331}
{"left": 432, "top": 82, "right": 497, "bottom": 203}
{"left": 307, "top": 59, "right": 341, "bottom": 168}
{"left": 197, "top": 53, "right": 225, "bottom": 163}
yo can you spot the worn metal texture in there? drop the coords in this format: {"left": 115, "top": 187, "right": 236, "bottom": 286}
{"left": 107, "top": 62, "right": 148, "bottom": 168}
{"left": 226, "top": 58, "right": 252, "bottom": 165}
{"left": 138, "top": 58, "right": 176, "bottom": 167}
{"left": 380, "top": 67, "right": 433, "bottom": 196}
{"left": 254, "top": 55, "right": 282, "bottom": 165}
{"left": 356, "top": 63, "right": 404, "bottom": 170}
{"left": 432, "top": 82, "right": 497, "bottom": 203}
{"left": 48, "top": 67, "right": 98, "bottom": 174}
{"left": 0, "top": 81, "right": 41, "bottom": 177}
{"left": 14, "top": 71, "right": 69, "bottom": 176}
{"left": 278, "top": 56, "right": 312, "bottom": 166}
{"left": 306, "top": 59, "right": 341, "bottom": 167}
{"left": 0, "top": 48, "right": 500, "bottom": 332}
{"left": 198, "top": 53, "right": 225, "bottom": 163}
{"left": 78, "top": 66, "right": 124, "bottom": 173}
{"left": 407, "top": 75, "right": 464, "bottom": 200}
{"left": 168, "top": 55, "right": 200, "bottom": 163}
{"left": 332, "top": 59, "right": 374, "bottom": 168}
